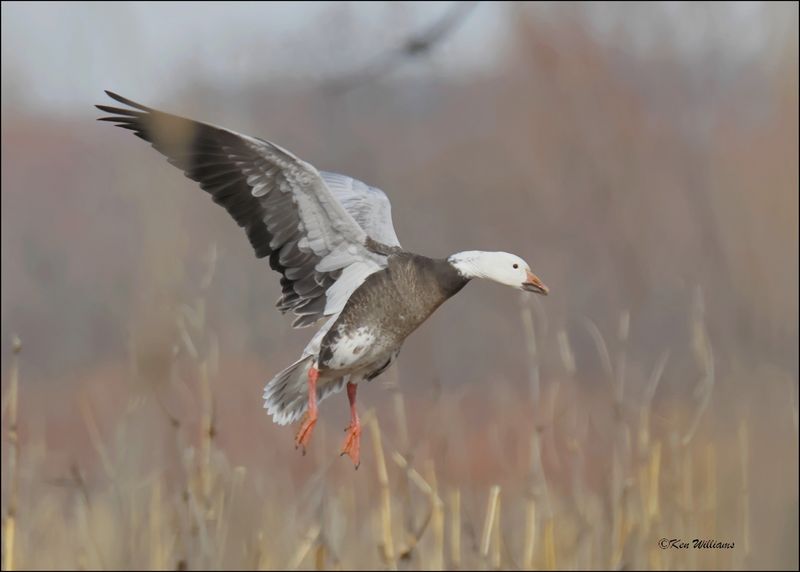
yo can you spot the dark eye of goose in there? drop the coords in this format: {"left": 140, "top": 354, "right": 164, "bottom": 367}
{"left": 513, "top": 263, "right": 518, "bottom": 269}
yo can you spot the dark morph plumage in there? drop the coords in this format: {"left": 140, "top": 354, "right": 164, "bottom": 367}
{"left": 319, "top": 253, "right": 469, "bottom": 372}
{"left": 97, "top": 91, "right": 549, "bottom": 465}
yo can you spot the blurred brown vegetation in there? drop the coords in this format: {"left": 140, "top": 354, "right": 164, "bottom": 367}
{"left": 1, "top": 3, "right": 798, "bottom": 570}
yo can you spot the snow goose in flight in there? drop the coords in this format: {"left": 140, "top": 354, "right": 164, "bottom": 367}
{"left": 96, "top": 91, "right": 549, "bottom": 467}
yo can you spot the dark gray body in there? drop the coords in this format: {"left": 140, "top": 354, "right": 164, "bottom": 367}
{"left": 264, "top": 252, "right": 472, "bottom": 425}
{"left": 318, "top": 253, "right": 469, "bottom": 378}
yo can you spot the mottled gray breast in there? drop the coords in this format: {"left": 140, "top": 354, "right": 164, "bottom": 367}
{"left": 319, "top": 253, "right": 469, "bottom": 372}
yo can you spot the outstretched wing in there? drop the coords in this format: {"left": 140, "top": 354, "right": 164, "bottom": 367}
{"left": 320, "top": 171, "right": 402, "bottom": 249}
{"left": 97, "top": 91, "right": 401, "bottom": 327}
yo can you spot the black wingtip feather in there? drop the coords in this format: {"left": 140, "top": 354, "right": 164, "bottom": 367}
{"left": 96, "top": 89, "right": 335, "bottom": 328}
{"left": 96, "top": 117, "right": 135, "bottom": 125}
{"left": 95, "top": 104, "right": 144, "bottom": 117}
{"left": 103, "top": 90, "right": 152, "bottom": 112}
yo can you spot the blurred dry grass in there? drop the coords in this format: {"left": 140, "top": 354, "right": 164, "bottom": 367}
{"left": 1, "top": 3, "right": 798, "bottom": 570}
{"left": 1, "top": 291, "right": 795, "bottom": 570}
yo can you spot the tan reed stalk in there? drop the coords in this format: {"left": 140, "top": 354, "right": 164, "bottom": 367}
{"left": 647, "top": 442, "right": 661, "bottom": 520}
{"left": 69, "top": 465, "right": 107, "bottom": 569}
{"left": 161, "top": 351, "right": 195, "bottom": 569}
{"left": 610, "top": 445, "right": 623, "bottom": 569}
{"left": 392, "top": 390, "right": 412, "bottom": 550}
{"left": 556, "top": 329, "right": 576, "bottom": 376}
{"left": 74, "top": 488, "right": 95, "bottom": 568}
{"left": 199, "top": 243, "right": 218, "bottom": 290}
{"left": 255, "top": 530, "right": 271, "bottom": 571}
{"left": 520, "top": 295, "right": 540, "bottom": 401}
{"left": 738, "top": 418, "right": 750, "bottom": 560}
{"left": 528, "top": 428, "right": 553, "bottom": 569}
{"left": 3, "top": 336, "right": 21, "bottom": 572}
{"left": 77, "top": 397, "right": 128, "bottom": 565}
{"left": 79, "top": 398, "right": 116, "bottom": 480}
{"left": 427, "top": 461, "right": 444, "bottom": 571}
{"left": 615, "top": 310, "right": 630, "bottom": 403}
{"left": 149, "top": 479, "right": 166, "bottom": 570}
{"left": 684, "top": 287, "right": 715, "bottom": 445}
{"left": 198, "top": 360, "right": 213, "bottom": 505}
{"left": 543, "top": 516, "right": 556, "bottom": 570}
{"left": 649, "top": 540, "right": 662, "bottom": 571}
{"left": 449, "top": 488, "right": 461, "bottom": 569}
{"left": 522, "top": 497, "right": 536, "bottom": 570}
{"left": 216, "top": 466, "right": 246, "bottom": 568}
{"left": 480, "top": 485, "right": 501, "bottom": 562}
{"left": 214, "top": 488, "right": 227, "bottom": 559}
{"left": 314, "top": 542, "right": 326, "bottom": 571}
{"left": 583, "top": 318, "right": 614, "bottom": 380}
{"left": 491, "top": 494, "right": 502, "bottom": 569}
{"left": 608, "top": 313, "right": 633, "bottom": 570}
{"left": 521, "top": 297, "right": 551, "bottom": 572}
{"left": 127, "top": 478, "right": 138, "bottom": 564}
{"left": 391, "top": 452, "right": 433, "bottom": 496}
{"left": 683, "top": 449, "right": 697, "bottom": 570}
{"left": 368, "top": 414, "right": 396, "bottom": 569}
{"left": 287, "top": 524, "right": 321, "bottom": 569}
{"left": 390, "top": 451, "right": 436, "bottom": 561}
{"left": 704, "top": 443, "right": 718, "bottom": 570}
{"left": 682, "top": 448, "right": 693, "bottom": 519}
{"left": 393, "top": 391, "right": 410, "bottom": 453}
{"left": 177, "top": 312, "right": 200, "bottom": 361}
{"left": 637, "top": 461, "right": 650, "bottom": 536}
{"left": 76, "top": 546, "right": 89, "bottom": 571}
{"left": 528, "top": 426, "right": 550, "bottom": 502}
{"left": 639, "top": 352, "right": 670, "bottom": 453}
{"left": 397, "top": 507, "right": 433, "bottom": 562}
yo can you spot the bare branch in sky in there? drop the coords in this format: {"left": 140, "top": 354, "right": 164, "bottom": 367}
{"left": 324, "top": 1, "right": 480, "bottom": 95}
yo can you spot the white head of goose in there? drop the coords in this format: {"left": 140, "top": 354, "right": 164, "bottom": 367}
{"left": 97, "top": 91, "right": 549, "bottom": 468}
{"left": 448, "top": 251, "right": 549, "bottom": 294}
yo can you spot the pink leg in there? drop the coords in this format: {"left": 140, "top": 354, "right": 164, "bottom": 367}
{"left": 295, "top": 366, "right": 319, "bottom": 454}
{"left": 340, "top": 382, "right": 361, "bottom": 468}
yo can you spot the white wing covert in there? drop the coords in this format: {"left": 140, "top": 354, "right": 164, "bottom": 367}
{"left": 320, "top": 172, "right": 402, "bottom": 249}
